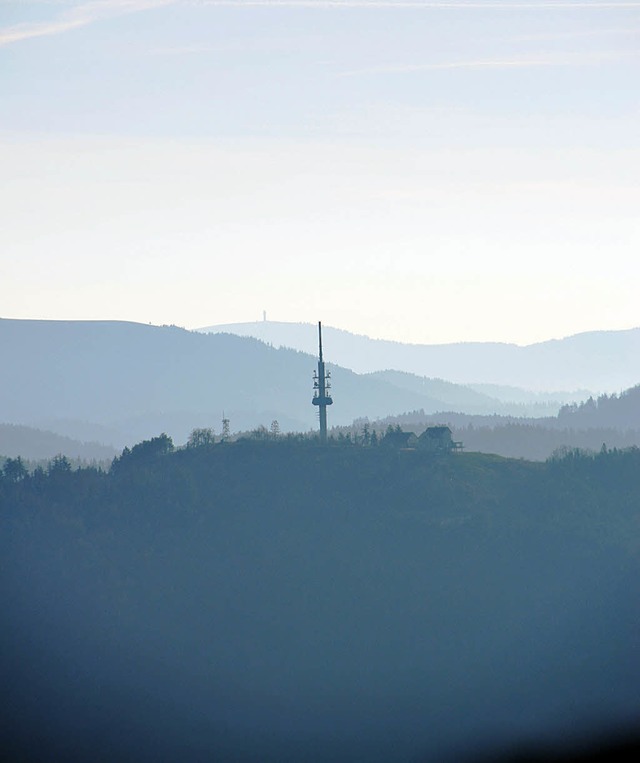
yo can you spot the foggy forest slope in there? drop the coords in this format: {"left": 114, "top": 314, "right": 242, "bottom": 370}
{"left": 2, "top": 442, "right": 639, "bottom": 762}
{"left": 0, "top": 423, "right": 116, "bottom": 462}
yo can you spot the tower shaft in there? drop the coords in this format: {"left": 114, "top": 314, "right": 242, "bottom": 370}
{"left": 317, "top": 354, "right": 328, "bottom": 441}
{"left": 312, "top": 321, "right": 333, "bottom": 443}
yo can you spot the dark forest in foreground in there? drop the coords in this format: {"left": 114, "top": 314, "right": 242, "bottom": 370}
{"left": 2, "top": 441, "right": 639, "bottom": 762}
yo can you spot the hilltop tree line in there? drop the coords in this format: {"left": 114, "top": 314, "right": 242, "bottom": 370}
{"left": 558, "top": 384, "right": 640, "bottom": 429}
{"left": 2, "top": 433, "right": 640, "bottom": 547}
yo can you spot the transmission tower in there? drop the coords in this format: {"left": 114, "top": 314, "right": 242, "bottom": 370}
{"left": 221, "top": 412, "right": 231, "bottom": 441}
{"left": 312, "top": 321, "right": 333, "bottom": 443}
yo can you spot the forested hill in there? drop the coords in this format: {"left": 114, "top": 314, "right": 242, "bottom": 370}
{"left": 558, "top": 384, "right": 640, "bottom": 429}
{"left": 2, "top": 440, "right": 639, "bottom": 762}
{"left": 0, "top": 423, "right": 116, "bottom": 461}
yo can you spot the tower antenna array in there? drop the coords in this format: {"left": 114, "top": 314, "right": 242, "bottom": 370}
{"left": 312, "top": 321, "right": 333, "bottom": 443}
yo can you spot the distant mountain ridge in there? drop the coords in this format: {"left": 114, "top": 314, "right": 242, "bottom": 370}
{"left": 2, "top": 318, "right": 639, "bottom": 461}
{"left": 197, "top": 321, "right": 640, "bottom": 392}
{"left": 1, "top": 318, "right": 511, "bottom": 446}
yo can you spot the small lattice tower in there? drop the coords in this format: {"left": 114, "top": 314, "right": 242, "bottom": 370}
{"left": 221, "top": 412, "right": 231, "bottom": 442}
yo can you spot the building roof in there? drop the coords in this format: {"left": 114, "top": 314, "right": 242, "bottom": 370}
{"left": 420, "top": 426, "right": 452, "bottom": 439}
{"left": 384, "top": 430, "right": 417, "bottom": 447}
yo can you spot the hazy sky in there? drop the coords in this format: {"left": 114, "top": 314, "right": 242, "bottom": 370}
{"left": 1, "top": 0, "right": 639, "bottom": 345}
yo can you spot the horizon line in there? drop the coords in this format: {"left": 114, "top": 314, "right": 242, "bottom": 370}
{"left": 2, "top": 315, "right": 638, "bottom": 349}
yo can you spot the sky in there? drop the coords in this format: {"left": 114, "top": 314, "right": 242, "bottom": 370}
{"left": 1, "top": 0, "right": 639, "bottom": 345}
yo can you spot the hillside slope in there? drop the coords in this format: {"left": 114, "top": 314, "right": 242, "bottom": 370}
{"left": 558, "top": 385, "right": 640, "bottom": 430}
{"left": 0, "top": 423, "right": 116, "bottom": 461}
{"left": 198, "top": 320, "right": 640, "bottom": 391}
{"left": 367, "top": 370, "right": 565, "bottom": 416}
{"left": 2, "top": 444, "right": 639, "bottom": 762}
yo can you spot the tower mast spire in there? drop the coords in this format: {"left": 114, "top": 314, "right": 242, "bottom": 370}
{"left": 312, "top": 321, "right": 333, "bottom": 443}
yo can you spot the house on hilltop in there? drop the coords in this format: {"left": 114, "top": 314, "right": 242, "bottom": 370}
{"left": 382, "top": 424, "right": 462, "bottom": 452}
{"left": 418, "top": 426, "right": 461, "bottom": 453}
{"left": 382, "top": 429, "right": 418, "bottom": 449}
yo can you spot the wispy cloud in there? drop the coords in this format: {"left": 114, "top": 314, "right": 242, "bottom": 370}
{"left": 0, "top": 0, "right": 173, "bottom": 47}
{"left": 341, "top": 49, "right": 638, "bottom": 75}
{"left": 3, "top": 0, "right": 640, "bottom": 48}
{"left": 148, "top": 43, "right": 217, "bottom": 54}
{"left": 511, "top": 26, "right": 640, "bottom": 41}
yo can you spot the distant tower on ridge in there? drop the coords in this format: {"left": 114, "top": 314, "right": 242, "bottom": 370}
{"left": 312, "top": 321, "right": 333, "bottom": 443}
{"left": 221, "top": 412, "right": 231, "bottom": 442}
